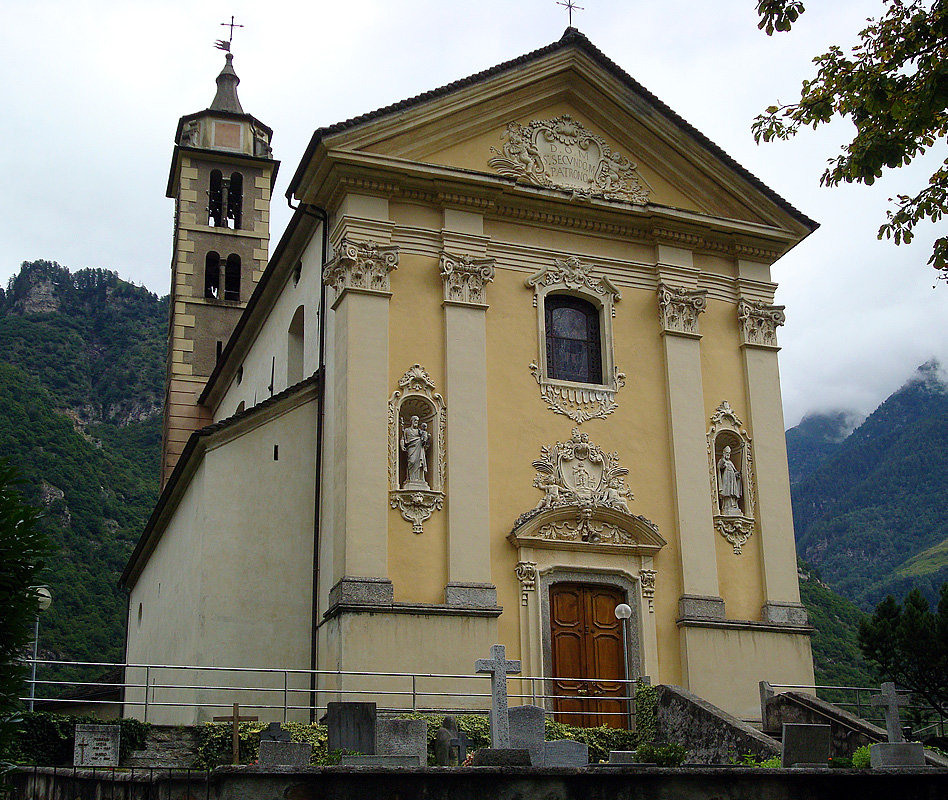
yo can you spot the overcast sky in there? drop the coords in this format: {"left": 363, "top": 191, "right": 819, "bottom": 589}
{"left": 2, "top": 0, "right": 944, "bottom": 427}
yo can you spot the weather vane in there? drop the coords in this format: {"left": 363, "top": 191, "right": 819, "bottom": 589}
{"left": 214, "top": 15, "right": 244, "bottom": 52}
{"left": 557, "top": 0, "right": 584, "bottom": 26}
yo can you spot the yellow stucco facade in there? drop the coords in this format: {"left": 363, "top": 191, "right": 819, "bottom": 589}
{"left": 124, "top": 30, "right": 814, "bottom": 726}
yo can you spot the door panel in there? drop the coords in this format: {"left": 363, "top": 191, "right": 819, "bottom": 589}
{"left": 550, "top": 583, "right": 630, "bottom": 728}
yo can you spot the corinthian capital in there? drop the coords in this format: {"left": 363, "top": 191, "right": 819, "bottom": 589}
{"left": 738, "top": 299, "right": 786, "bottom": 348}
{"left": 658, "top": 284, "right": 707, "bottom": 335}
{"left": 440, "top": 252, "right": 495, "bottom": 305}
{"left": 323, "top": 238, "right": 399, "bottom": 295}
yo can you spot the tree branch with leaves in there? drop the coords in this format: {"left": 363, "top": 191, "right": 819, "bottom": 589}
{"left": 753, "top": 0, "right": 948, "bottom": 276}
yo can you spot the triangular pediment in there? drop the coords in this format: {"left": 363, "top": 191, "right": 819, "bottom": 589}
{"left": 290, "top": 30, "right": 814, "bottom": 239}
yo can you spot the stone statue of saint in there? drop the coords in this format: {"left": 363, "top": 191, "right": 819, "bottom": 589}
{"left": 401, "top": 415, "right": 430, "bottom": 489}
{"left": 717, "top": 445, "right": 742, "bottom": 515}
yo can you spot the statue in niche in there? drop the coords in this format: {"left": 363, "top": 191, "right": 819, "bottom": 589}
{"left": 400, "top": 415, "right": 430, "bottom": 490}
{"left": 717, "top": 445, "right": 743, "bottom": 515}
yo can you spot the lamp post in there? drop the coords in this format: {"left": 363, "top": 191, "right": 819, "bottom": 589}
{"left": 614, "top": 602, "right": 633, "bottom": 729}
{"left": 29, "top": 586, "right": 52, "bottom": 711}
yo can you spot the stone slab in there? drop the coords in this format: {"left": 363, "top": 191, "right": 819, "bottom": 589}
{"left": 377, "top": 718, "right": 427, "bottom": 766}
{"left": 871, "top": 742, "right": 928, "bottom": 767}
{"left": 74, "top": 724, "right": 120, "bottom": 767}
{"left": 608, "top": 751, "right": 653, "bottom": 765}
{"left": 781, "top": 723, "right": 830, "bottom": 768}
{"left": 340, "top": 755, "right": 421, "bottom": 767}
{"left": 471, "top": 748, "right": 532, "bottom": 766}
{"left": 545, "top": 739, "right": 588, "bottom": 767}
{"left": 258, "top": 741, "right": 312, "bottom": 767}
{"left": 326, "top": 702, "right": 377, "bottom": 755}
{"left": 508, "top": 705, "right": 545, "bottom": 768}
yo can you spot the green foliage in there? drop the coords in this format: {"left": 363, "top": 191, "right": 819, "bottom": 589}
{"left": 858, "top": 584, "right": 948, "bottom": 717}
{"left": 634, "top": 741, "right": 687, "bottom": 767}
{"left": 3, "top": 712, "right": 149, "bottom": 765}
{"left": 797, "top": 562, "right": 876, "bottom": 694}
{"left": 852, "top": 744, "right": 872, "bottom": 768}
{"left": 0, "top": 462, "right": 51, "bottom": 762}
{"left": 733, "top": 751, "right": 780, "bottom": 767}
{"left": 753, "top": 1, "right": 948, "bottom": 276}
{"left": 0, "top": 261, "right": 166, "bottom": 670}
{"left": 634, "top": 681, "right": 657, "bottom": 745}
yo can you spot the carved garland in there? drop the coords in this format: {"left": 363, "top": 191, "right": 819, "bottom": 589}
{"left": 527, "top": 256, "right": 625, "bottom": 424}
{"left": 488, "top": 115, "right": 650, "bottom": 204}
{"left": 388, "top": 364, "right": 446, "bottom": 534}
{"left": 707, "top": 400, "right": 757, "bottom": 554}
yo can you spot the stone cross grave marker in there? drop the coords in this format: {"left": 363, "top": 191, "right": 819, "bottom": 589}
{"left": 73, "top": 724, "right": 120, "bottom": 767}
{"left": 871, "top": 682, "right": 911, "bottom": 743}
{"left": 475, "top": 644, "right": 521, "bottom": 749}
{"left": 213, "top": 703, "right": 259, "bottom": 765}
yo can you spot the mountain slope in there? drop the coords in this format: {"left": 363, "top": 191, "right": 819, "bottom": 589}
{"left": 0, "top": 260, "right": 166, "bottom": 665}
{"left": 789, "top": 361, "right": 948, "bottom": 610}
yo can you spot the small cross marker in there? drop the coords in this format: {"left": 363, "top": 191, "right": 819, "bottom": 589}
{"left": 215, "top": 15, "right": 244, "bottom": 51}
{"left": 213, "top": 702, "right": 259, "bottom": 764}
{"left": 871, "top": 682, "right": 911, "bottom": 743}
{"left": 475, "top": 644, "right": 521, "bottom": 748}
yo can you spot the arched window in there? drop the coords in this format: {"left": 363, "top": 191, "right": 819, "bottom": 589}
{"left": 224, "top": 255, "right": 240, "bottom": 301}
{"left": 545, "top": 294, "right": 602, "bottom": 384}
{"left": 208, "top": 170, "right": 224, "bottom": 227}
{"left": 227, "top": 172, "right": 243, "bottom": 229}
{"left": 287, "top": 305, "right": 305, "bottom": 385}
{"left": 204, "top": 252, "right": 221, "bottom": 299}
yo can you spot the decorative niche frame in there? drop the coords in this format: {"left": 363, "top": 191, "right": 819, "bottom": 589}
{"left": 388, "top": 364, "right": 446, "bottom": 534}
{"left": 707, "top": 401, "right": 756, "bottom": 554}
{"left": 527, "top": 256, "right": 625, "bottom": 424}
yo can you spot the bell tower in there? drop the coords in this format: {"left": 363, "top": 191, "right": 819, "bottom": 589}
{"left": 160, "top": 48, "right": 278, "bottom": 486}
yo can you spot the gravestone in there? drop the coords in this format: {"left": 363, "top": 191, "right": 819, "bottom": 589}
{"left": 781, "top": 723, "right": 830, "bottom": 767}
{"left": 871, "top": 682, "right": 911, "bottom": 743}
{"left": 508, "top": 705, "right": 546, "bottom": 767}
{"left": 434, "top": 716, "right": 461, "bottom": 766}
{"left": 545, "top": 739, "right": 588, "bottom": 767}
{"left": 377, "top": 718, "right": 427, "bottom": 766}
{"left": 475, "top": 644, "right": 521, "bottom": 749}
{"left": 74, "top": 724, "right": 120, "bottom": 767}
{"left": 257, "top": 722, "right": 312, "bottom": 768}
{"left": 340, "top": 754, "right": 420, "bottom": 766}
{"left": 867, "top": 682, "right": 928, "bottom": 767}
{"left": 326, "top": 702, "right": 376, "bottom": 755}
{"left": 470, "top": 748, "right": 531, "bottom": 766}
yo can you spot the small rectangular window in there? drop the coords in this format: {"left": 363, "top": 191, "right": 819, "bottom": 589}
{"left": 273, "top": 445, "right": 279, "bottom": 461}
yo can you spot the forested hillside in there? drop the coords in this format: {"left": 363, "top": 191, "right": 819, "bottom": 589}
{"left": 788, "top": 361, "right": 948, "bottom": 610}
{"left": 0, "top": 260, "right": 166, "bottom": 665}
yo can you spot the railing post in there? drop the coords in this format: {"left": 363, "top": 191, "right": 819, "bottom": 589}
{"left": 144, "top": 665, "right": 150, "bottom": 723}
{"left": 412, "top": 675, "right": 417, "bottom": 711}
{"left": 283, "top": 670, "right": 288, "bottom": 723}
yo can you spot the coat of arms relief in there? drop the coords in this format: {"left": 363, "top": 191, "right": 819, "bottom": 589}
{"left": 511, "top": 429, "right": 661, "bottom": 549}
{"left": 488, "top": 115, "right": 650, "bottom": 204}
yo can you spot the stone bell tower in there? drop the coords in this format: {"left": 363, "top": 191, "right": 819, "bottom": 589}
{"left": 160, "top": 49, "right": 279, "bottom": 486}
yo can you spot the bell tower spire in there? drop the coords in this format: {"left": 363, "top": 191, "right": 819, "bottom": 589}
{"left": 159, "top": 44, "right": 279, "bottom": 486}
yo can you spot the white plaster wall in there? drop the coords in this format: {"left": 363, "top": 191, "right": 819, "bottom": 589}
{"left": 125, "top": 397, "right": 319, "bottom": 723}
{"left": 216, "top": 224, "right": 324, "bottom": 420}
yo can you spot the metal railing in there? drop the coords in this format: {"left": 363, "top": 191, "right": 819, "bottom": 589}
{"left": 21, "top": 658, "right": 642, "bottom": 727}
{"left": 764, "top": 681, "right": 948, "bottom": 739}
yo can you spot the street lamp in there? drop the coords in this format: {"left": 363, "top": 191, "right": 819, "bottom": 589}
{"left": 29, "top": 586, "right": 52, "bottom": 711}
{"left": 614, "top": 603, "right": 633, "bottom": 729}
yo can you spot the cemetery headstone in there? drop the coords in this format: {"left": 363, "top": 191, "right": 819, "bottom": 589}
{"left": 73, "top": 724, "right": 121, "bottom": 767}
{"left": 508, "top": 705, "right": 546, "bottom": 767}
{"left": 470, "top": 748, "right": 531, "bottom": 766}
{"left": 256, "top": 721, "right": 312, "bottom": 767}
{"left": 260, "top": 722, "right": 292, "bottom": 742}
{"left": 781, "top": 723, "right": 830, "bottom": 768}
{"left": 545, "top": 739, "right": 589, "bottom": 767}
{"left": 213, "top": 703, "right": 258, "bottom": 765}
{"left": 871, "top": 682, "right": 911, "bottom": 743}
{"left": 377, "top": 718, "right": 427, "bottom": 766}
{"left": 434, "top": 716, "right": 459, "bottom": 766}
{"left": 326, "top": 702, "right": 376, "bottom": 755}
{"left": 475, "top": 644, "right": 521, "bottom": 749}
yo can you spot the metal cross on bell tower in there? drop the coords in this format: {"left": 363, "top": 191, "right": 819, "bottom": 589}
{"left": 557, "top": 0, "right": 584, "bottom": 26}
{"left": 215, "top": 15, "right": 244, "bottom": 51}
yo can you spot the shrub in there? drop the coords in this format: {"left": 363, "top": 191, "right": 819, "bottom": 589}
{"left": 6, "top": 712, "right": 149, "bottom": 766}
{"left": 852, "top": 745, "right": 871, "bottom": 769}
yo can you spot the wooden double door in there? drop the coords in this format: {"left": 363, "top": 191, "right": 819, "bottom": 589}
{"left": 550, "top": 583, "right": 630, "bottom": 728}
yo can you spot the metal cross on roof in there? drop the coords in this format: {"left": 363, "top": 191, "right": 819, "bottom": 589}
{"left": 215, "top": 15, "right": 244, "bottom": 51}
{"left": 557, "top": 0, "right": 584, "bottom": 26}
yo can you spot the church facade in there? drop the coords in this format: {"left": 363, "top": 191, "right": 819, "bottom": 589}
{"left": 122, "top": 29, "right": 815, "bottom": 725}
